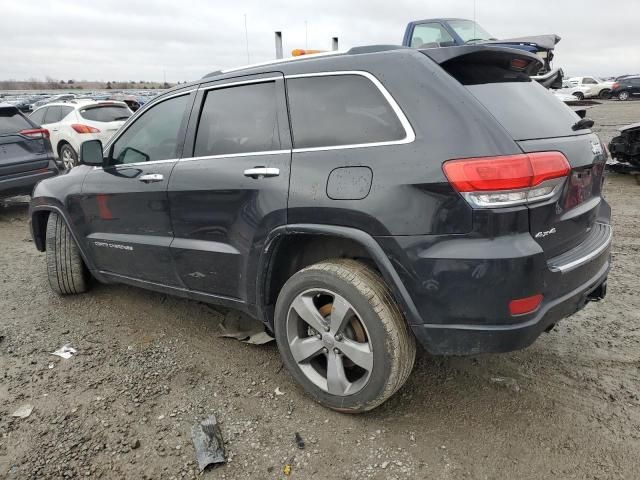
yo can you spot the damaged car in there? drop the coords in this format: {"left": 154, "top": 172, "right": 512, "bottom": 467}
{"left": 29, "top": 45, "right": 611, "bottom": 412}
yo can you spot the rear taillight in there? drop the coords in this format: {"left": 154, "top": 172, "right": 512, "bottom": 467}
{"left": 612, "top": 82, "right": 620, "bottom": 89}
{"left": 443, "top": 152, "right": 570, "bottom": 208}
{"left": 71, "top": 124, "right": 100, "bottom": 134}
{"left": 19, "top": 128, "right": 49, "bottom": 139}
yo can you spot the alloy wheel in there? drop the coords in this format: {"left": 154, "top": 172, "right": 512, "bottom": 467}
{"left": 285, "top": 288, "right": 373, "bottom": 396}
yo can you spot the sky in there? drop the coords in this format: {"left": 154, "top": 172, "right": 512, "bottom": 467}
{"left": 2, "top": 0, "right": 639, "bottom": 82}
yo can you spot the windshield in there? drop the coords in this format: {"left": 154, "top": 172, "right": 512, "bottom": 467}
{"left": 448, "top": 20, "right": 495, "bottom": 43}
{"left": 80, "top": 105, "right": 132, "bottom": 122}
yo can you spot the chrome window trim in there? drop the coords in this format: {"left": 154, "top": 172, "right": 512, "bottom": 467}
{"left": 198, "top": 76, "right": 282, "bottom": 92}
{"left": 284, "top": 70, "right": 416, "bottom": 152}
{"left": 180, "top": 150, "right": 290, "bottom": 163}
{"left": 92, "top": 158, "right": 179, "bottom": 170}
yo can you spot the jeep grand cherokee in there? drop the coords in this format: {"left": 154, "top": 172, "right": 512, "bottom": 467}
{"left": 29, "top": 45, "right": 611, "bottom": 412}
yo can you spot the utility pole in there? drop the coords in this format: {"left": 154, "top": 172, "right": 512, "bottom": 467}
{"left": 305, "top": 20, "right": 308, "bottom": 49}
{"left": 244, "top": 14, "right": 250, "bottom": 64}
{"left": 275, "top": 31, "right": 283, "bottom": 59}
{"left": 332, "top": 37, "right": 339, "bottom": 51}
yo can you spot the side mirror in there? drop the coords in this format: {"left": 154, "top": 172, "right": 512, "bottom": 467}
{"left": 79, "top": 139, "right": 104, "bottom": 166}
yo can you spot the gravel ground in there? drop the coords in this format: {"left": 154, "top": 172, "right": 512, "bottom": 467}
{"left": 1, "top": 100, "right": 639, "bottom": 479}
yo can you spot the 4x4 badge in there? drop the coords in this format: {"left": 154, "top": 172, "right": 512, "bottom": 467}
{"left": 535, "top": 228, "right": 556, "bottom": 239}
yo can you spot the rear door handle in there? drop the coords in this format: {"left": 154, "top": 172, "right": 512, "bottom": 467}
{"left": 138, "top": 173, "right": 164, "bottom": 183}
{"left": 243, "top": 167, "right": 280, "bottom": 179}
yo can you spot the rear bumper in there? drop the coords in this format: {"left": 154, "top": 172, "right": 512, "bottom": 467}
{"left": 0, "top": 165, "right": 59, "bottom": 198}
{"left": 375, "top": 206, "right": 612, "bottom": 355}
{"left": 410, "top": 259, "right": 609, "bottom": 355}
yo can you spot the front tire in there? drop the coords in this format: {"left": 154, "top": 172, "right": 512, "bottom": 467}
{"left": 274, "top": 259, "right": 416, "bottom": 412}
{"left": 618, "top": 90, "right": 630, "bottom": 101}
{"left": 59, "top": 144, "right": 78, "bottom": 170}
{"left": 573, "top": 91, "right": 585, "bottom": 100}
{"left": 45, "top": 212, "right": 89, "bottom": 295}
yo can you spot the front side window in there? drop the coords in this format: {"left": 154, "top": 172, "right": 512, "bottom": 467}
{"left": 582, "top": 78, "right": 597, "bottom": 85}
{"left": 194, "top": 82, "right": 281, "bottom": 157}
{"left": 286, "top": 74, "right": 406, "bottom": 149}
{"left": 110, "top": 94, "right": 189, "bottom": 165}
{"left": 411, "top": 23, "right": 454, "bottom": 47}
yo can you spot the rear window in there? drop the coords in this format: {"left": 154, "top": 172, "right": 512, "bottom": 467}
{"left": 80, "top": 105, "right": 132, "bottom": 122}
{"left": 466, "top": 81, "right": 583, "bottom": 140}
{"left": 0, "top": 108, "right": 31, "bottom": 135}
{"left": 286, "top": 75, "right": 406, "bottom": 149}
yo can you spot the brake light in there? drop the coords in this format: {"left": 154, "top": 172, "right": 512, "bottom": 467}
{"left": 612, "top": 82, "right": 620, "bottom": 89}
{"left": 509, "top": 294, "right": 543, "bottom": 316}
{"left": 443, "top": 152, "right": 570, "bottom": 208}
{"left": 71, "top": 124, "right": 100, "bottom": 134}
{"left": 291, "top": 49, "right": 325, "bottom": 56}
{"left": 510, "top": 58, "right": 529, "bottom": 71}
{"left": 19, "top": 128, "right": 49, "bottom": 139}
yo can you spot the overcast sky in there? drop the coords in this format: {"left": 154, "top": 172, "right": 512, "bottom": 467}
{"left": 2, "top": 0, "right": 639, "bottom": 82}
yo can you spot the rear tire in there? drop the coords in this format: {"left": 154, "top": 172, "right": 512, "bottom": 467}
{"left": 45, "top": 212, "right": 89, "bottom": 295}
{"left": 59, "top": 144, "right": 78, "bottom": 170}
{"left": 599, "top": 89, "right": 611, "bottom": 100}
{"left": 274, "top": 259, "right": 416, "bottom": 412}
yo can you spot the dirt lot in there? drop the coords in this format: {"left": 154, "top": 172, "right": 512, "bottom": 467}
{"left": 1, "top": 101, "right": 639, "bottom": 480}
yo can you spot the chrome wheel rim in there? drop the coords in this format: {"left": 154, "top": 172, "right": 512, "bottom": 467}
{"left": 286, "top": 288, "right": 373, "bottom": 396}
{"left": 620, "top": 92, "right": 629, "bottom": 100}
{"left": 61, "top": 148, "right": 75, "bottom": 170}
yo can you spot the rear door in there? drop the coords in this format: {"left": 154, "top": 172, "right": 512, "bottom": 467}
{"left": 78, "top": 90, "right": 195, "bottom": 285}
{"left": 167, "top": 74, "right": 291, "bottom": 302}
{"left": 41, "top": 105, "right": 73, "bottom": 155}
{"left": 0, "top": 106, "right": 50, "bottom": 179}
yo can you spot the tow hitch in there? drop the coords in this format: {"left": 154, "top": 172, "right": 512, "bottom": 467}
{"left": 587, "top": 281, "right": 607, "bottom": 302}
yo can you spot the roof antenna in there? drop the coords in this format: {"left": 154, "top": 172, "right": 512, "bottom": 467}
{"left": 244, "top": 14, "right": 250, "bottom": 64}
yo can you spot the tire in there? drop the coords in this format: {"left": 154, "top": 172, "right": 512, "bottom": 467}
{"left": 45, "top": 212, "right": 89, "bottom": 295}
{"left": 618, "top": 90, "right": 630, "bottom": 101}
{"left": 59, "top": 143, "right": 78, "bottom": 170}
{"left": 599, "top": 89, "right": 611, "bottom": 100}
{"left": 274, "top": 259, "right": 416, "bottom": 412}
{"left": 573, "top": 91, "right": 585, "bottom": 100}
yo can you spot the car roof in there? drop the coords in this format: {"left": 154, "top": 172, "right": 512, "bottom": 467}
{"left": 33, "top": 99, "right": 129, "bottom": 110}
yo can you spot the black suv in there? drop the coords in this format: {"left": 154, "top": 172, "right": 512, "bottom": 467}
{"left": 29, "top": 46, "right": 612, "bottom": 412}
{"left": 611, "top": 76, "right": 640, "bottom": 101}
{"left": 1, "top": 103, "right": 59, "bottom": 199}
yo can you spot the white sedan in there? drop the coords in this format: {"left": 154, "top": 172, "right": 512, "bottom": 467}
{"left": 29, "top": 100, "right": 132, "bottom": 169}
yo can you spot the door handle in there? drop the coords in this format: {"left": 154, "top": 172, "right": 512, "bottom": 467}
{"left": 138, "top": 173, "right": 164, "bottom": 183}
{"left": 243, "top": 167, "right": 280, "bottom": 179}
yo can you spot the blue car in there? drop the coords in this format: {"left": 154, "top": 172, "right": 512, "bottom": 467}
{"left": 402, "top": 18, "right": 562, "bottom": 87}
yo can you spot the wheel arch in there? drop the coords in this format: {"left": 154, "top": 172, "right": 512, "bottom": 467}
{"left": 30, "top": 205, "right": 97, "bottom": 273}
{"left": 255, "top": 224, "right": 422, "bottom": 331}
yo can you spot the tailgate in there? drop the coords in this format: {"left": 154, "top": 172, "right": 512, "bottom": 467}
{"left": 518, "top": 133, "right": 606, "bottom": 259}
{"left": 427, "top": 46, "right": 608, "bottom": 260}
{"left": 0, "top": 134, "right": 50, "bottom": 177}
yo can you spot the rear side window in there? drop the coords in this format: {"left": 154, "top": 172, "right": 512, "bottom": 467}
{"left": 286, "top": 75, "right": 406, "bottom": 149}
{"left": 410, "top": 23, "right": 455, "bottom": 47}
{"left": 30, "top": 108, "right": 46, "bottom": 125}
{"left": 194, "top": 82, "right": 281, "bottom": 157}
{"left": 80, "top": 105, "right": 131, "bottom": 122}
{"left": 43, "top": 106, "right": 72, "bottom": 124}
{"left": 0, "top": 108, "right": 31, "bottom": 135}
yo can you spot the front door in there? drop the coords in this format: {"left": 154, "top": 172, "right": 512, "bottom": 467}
{"left": 78, "top": 90, "right": 195, "bottom": 285}
{"left": 168, "top": 74, "right": 291, "bottom": 302}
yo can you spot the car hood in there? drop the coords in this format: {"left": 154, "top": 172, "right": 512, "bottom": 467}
{"left": 485, "top": 34, "right": 561, "bottom": 51}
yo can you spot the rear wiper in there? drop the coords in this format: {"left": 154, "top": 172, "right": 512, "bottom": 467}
{"left": 572, "top": 118, "right": 594, "bottom": 131}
